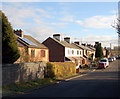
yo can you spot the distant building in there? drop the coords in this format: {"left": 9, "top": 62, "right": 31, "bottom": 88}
{"left": 14, "top": 29, "right": 49, "bottom": 63}
{"left": 74, "top": 42, "right": 95, "bottom": 63}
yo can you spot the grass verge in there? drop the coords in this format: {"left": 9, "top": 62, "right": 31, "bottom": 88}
{"left": 2, "top": 78, "right": 57, "bottom": 96}
{"left": 56, "top": 73, "right": 77, "bottom": 80}
{"left": 2, "top": 73, "right": 77, "bottom": 97}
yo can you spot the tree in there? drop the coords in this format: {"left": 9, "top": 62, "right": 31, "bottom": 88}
{"left": 112, "top": 2, "right": 120, "bottom": 37}
{"left": 95, "top": 43, "right": 104, "bottom": 59}
{"left": 112, "top": 19, "right": 120, "bottom": 38}
{"left": 1, "top": 10, "right": 20, "bottom": 64}
{"left": 105, "top": 49, "right": 109, "bottom": 58}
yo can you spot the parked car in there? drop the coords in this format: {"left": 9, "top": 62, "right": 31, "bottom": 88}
{"left": 98, "top": 62, "right": 106, "bottom": 69}
{"left": 118, "top": 55, "right": 120, "bottom": 59}
{"left": 108, "top": 58, "right": 114, "bottom": 62}
{"left": 111, "top": 57, "right": 116, "bottom": 61}
{"left": 113, "top": 57, "right": 116, "bottom": 60}
{"left": 99, "top": 58, "right": 109, "bottom": 67}
{"left": 115, "top": 56, "right": 119, "bottom": 59}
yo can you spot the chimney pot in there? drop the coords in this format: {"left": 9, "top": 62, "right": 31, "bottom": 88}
{"left": 82, "top": 43, "right": 86, "bottom": 46}
{"left": 74, "top": 41, "right": 80, "bottom": 45}
{"left": 14, "top": 29, "right": 24, "bottom": 37}
{"left": 64, "top": 37, "right": 71, "bottom": 43}
{"left": 53, "top": 34, "right": 61, "bottom": 41}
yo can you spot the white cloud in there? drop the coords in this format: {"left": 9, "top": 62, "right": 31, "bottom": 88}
{"left": 81, "top": 29, "right": 88, "bottom": 32}
{"left": 82, "top": 35, "right": 118, "bottom": 48}
{"left": 2, "top": 3, "right": 56, "bottom": 42}
{"left": 71, "top": 34, "right": 118, "bottom": 48}
{"left": 110, "top": 10, "right": 118, "bottom": 14}
{"left": 51, "top": 22, "right": 68, "bottom": 25}
{"left": 76, "top": 15, "right": 117, "bottom": 28}
{"left": 36, "top": 8, "right": 55, "bottom": 18}
{"left": 60, "top": 15, "right": 74, "bottom": 22}
{"left": 2, "top": 0, "right": 119, "bottom": 2}
{"left": 26, "top": 26, "right": 55, "bottom": 42}
{"left": 75, "top": 20, "right": 83, "bottom": 25}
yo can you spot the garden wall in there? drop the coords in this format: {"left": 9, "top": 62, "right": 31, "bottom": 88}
{"left": 2, "top": 61, "right": 46, "bottom": 85}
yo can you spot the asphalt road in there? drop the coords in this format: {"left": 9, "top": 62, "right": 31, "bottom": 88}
{"left": 12, "top": 60, "right": 120, "bottom": 98}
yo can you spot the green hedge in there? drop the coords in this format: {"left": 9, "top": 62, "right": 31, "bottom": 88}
{"left": 46, "top": 62, "right": 76, "bottom": 78}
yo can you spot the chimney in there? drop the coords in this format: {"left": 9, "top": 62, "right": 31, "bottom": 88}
{"left": 14, "top": 29, "right": 24, "bottom": 37}
{"left": 95, "top": 42, "right": 99, "bottom": 45}
{"left": 87, "top": 44, "right": 91, "bottom": 47}
{"left": 82, "top": 43, "right": 86, "bottom": 46}
{"left": 74, "top": 41, "right": 80, "bottom": 45}
{"left": 91, "top": 45, "right": 93, "bottom": 47}
{"left": 64, "top": 37, "right": 71, "bottom": 43}
{"left": 53, "top": 34, "right": 61, "bottom": 41}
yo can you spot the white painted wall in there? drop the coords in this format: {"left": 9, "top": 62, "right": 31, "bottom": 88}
{"left": 65, "top": 47, "right": 83, "bottom": 57}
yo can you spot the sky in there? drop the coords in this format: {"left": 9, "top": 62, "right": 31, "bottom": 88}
{"left": 1, "top": 2, "right": 119, "bottom": 48}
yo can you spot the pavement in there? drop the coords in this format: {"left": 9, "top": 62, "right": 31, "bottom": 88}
{"left": 64, "top": 67, "right": 97, "bottom": 81}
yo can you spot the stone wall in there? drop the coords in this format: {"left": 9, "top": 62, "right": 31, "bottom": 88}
{"left": 2, "top": 61, "right": 46, "bottom": 85}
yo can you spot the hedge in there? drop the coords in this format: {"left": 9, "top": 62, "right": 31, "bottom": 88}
{"left": 46, "top": 62, "right": 76, "bottom": 78}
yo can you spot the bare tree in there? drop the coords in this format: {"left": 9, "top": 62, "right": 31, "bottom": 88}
{"left": 112, "top": 19, "right": 120, "bottom": 37}
{"left": 112, "top": 2, "right": 120, "bottom": 38}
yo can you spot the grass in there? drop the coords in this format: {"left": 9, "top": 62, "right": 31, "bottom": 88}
{"left": 2, "top": 73, "right": 77, "bottom": 96}
{"left": 56, "top": 73, "right": 77, "bottom": 80}
{"left": 2, "top": 78, "right": 57, "bottom": 96}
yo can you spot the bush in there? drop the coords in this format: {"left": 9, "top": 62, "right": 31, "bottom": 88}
{"left": 46, "top": 62, "right": 76, "bottom": 78}
{"left": 45, "top": 63, "right": 55, "bottom": 78}
{"left": 92, "top": 63, "right": 97, "bottom": 67}
{"left": 81, "top": 64, "right": 90, "bottom": 69}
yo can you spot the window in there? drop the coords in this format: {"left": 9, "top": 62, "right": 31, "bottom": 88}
{"left": 41, "top": 50, "right": 45, "bottom": 57}
{"left": 72, "top": 50, "right": 74, "bottom": 55}
{"left": 80, "top": 51, "right": 81, "bottom": 55}
{"left": 77, "top": 50, "right": 79, "bottom": 55}
{"left": 31, "top": 49, "right": 35, "bottom": 57}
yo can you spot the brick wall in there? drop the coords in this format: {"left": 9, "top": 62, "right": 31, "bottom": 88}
{"left": 42, "top": 38, "right": 65, "bottom": 62}
{"left": 2, "top": 61, "right": 46, "bottom": 85}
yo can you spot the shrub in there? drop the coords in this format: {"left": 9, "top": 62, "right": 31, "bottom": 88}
{"left": 81, "top": 64, "right": 90, "bottom": 69}
{"left": 46, "top": 62, "right": 76, "bottom": 78}
{"left": 92, "top": 63, "right": 97, "bottom": 67}
{"left": 45, "top": 63, "right": 55, "bottom": 78}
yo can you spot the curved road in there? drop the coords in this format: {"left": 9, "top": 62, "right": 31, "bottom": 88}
{"left": 13, "top": 60, "right": 120, "bottom": 98}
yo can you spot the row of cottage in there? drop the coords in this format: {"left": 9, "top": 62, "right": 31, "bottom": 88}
{"left": 14, "top": 29, "right": 106, "bottom": 69}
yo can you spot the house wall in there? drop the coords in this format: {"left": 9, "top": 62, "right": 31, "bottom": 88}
{"left": 28, "top": 48, "right": 49, "bottom": 62}
{"left": 65, "top": 47, "right": 83, "bottom": 57}
{"left": 92, "top": 51, "right": 96, "bottom": 60}
{"left": 103, "top": 49, "right": 106, "bottom": 56}
{"left": 15, "top": 47, "right": 49, "bottom": 63}
{"left": 42, "top": 38, "right": 65, "bottom": 62}
{"left": 14, "top": 47, "right": 27, "bottom": 63}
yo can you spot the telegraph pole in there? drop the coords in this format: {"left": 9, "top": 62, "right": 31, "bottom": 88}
{"left": 110, "top": 43, "right": 112, "bottom": 51}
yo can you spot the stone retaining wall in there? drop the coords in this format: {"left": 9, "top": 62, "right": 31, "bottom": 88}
{"left": 2, "top": 61, "right": 46, "bottom": 85}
